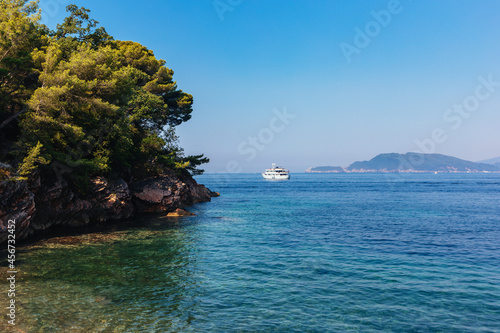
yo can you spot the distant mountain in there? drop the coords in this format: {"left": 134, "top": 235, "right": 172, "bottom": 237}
{"left": 347, "top": 153, "right": 499, "bottom": 172}
{"left": 478, "top": 156, "right": 500, "bottom": 165}
{"left": 305, "top": 166, "right": 345, "bottom": 173}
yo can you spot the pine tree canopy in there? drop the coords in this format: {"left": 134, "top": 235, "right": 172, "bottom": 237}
{"left": 0, "top": 1, "right": 208, "bottom": 182}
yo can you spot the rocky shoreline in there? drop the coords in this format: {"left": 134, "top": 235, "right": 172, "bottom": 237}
{"left": 0, "top": 171, "right": 218, "bottom": 244}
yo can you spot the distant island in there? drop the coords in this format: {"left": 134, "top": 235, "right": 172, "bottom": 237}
{"left": 478, "top": 156, "right": 500, "bottom": 168}
{"left": 306, "top": 153, "right": 500, "bottom": 173}
{"left": 305, "top": 166, "right": 345, "bottom": 173}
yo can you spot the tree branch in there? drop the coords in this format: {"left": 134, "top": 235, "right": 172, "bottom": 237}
{"left": 0, "top": 107, "right": 27, "bottom": 130}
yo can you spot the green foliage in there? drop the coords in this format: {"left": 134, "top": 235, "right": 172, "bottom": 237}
{"left": 0, "top": 0, "right": 47, "bottom": 154}
{"left": 54, "top": 4, "right": 112, "bottom": 52}
{"left": 180, "top": 154, "right": 210, "bottom": 176}
{"left": 17, "top": 141, "right": 49, "bottom": 178}
{"left": 0, "top": 2, "right": 208, "bottom": 182}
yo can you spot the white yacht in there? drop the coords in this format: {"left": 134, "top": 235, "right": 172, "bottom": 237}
{"left": 262, "top": 163, "right": 290, "bottom": 180}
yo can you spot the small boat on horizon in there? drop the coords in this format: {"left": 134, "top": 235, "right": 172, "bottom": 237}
{"left": 262, "top": 163, "right": 290, "bottom": 180}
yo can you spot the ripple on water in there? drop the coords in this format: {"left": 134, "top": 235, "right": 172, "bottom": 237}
{"left": 1, "top": 173, "right": 500, "bottom": 332}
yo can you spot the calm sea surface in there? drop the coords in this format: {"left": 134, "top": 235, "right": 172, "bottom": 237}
{"left": 1, "top": 173, "right": 500, "bottom": 332}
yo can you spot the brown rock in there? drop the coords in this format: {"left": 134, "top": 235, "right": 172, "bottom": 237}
{"left": 30, "top": 176, "right": 134, "bottom": 232}
{"left": 0, "top": 179, "right": 35, "bottom": 242}
{"left": 1, "top": 168, "right": 217, "bottom": 244}
{"left": 166, "top": 208, "right": 195, "bottom": 217}
{"left": 130, "top": 172, "right": 213, "bottom": 213}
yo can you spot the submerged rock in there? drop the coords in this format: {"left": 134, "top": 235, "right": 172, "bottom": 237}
{"left": 166, "top": 208, "right": 195, "bottom": 217}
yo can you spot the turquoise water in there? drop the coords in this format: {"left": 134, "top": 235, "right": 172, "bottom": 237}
{"left": 2, "top": 173, "right": 500, "bottom": 332}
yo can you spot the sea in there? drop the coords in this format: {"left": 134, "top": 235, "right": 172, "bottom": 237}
{"left": 1, "top": 173, "right": 500, "bottom": 332}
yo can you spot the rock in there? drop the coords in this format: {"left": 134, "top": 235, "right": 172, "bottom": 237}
{"left": 0, "top": 179, "right": 35, "bottom": 242}
{"left": 130, "top": 176, "right": 184, "bottom": 213}
{"left": 166, "top": 208, "right": 195, "bottom": 217}
{"left": 29, "top": 176, "right": 134, "bottom": 232}
{"left": 0, "top": 169, "right": 217, "bottom": 244}
{"left": 178, "top": 172, "right": 213, "bottom": 204}
{"left": 130, "top": 171, "right": 212, "bottom": 213}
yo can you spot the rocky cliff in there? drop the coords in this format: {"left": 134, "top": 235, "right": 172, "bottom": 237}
{"left": 0, "top": 170, "right": 218, "bottom": 244}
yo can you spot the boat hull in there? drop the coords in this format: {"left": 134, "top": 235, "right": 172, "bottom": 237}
{"left": 262, "top": 173, "right": 290, "bottom": 180}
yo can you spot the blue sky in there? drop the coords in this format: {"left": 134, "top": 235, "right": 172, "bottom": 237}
{"left": 40, "top": 0, "right": 500, "bottom": 172}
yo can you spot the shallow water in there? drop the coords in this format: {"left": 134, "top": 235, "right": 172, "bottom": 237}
{"left": 1, "top": 173, "right": 500, "bottom": 332}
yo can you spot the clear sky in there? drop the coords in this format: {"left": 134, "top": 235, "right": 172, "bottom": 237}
{"left": 40, "top": 0, "right": 500, "bottom": 172}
